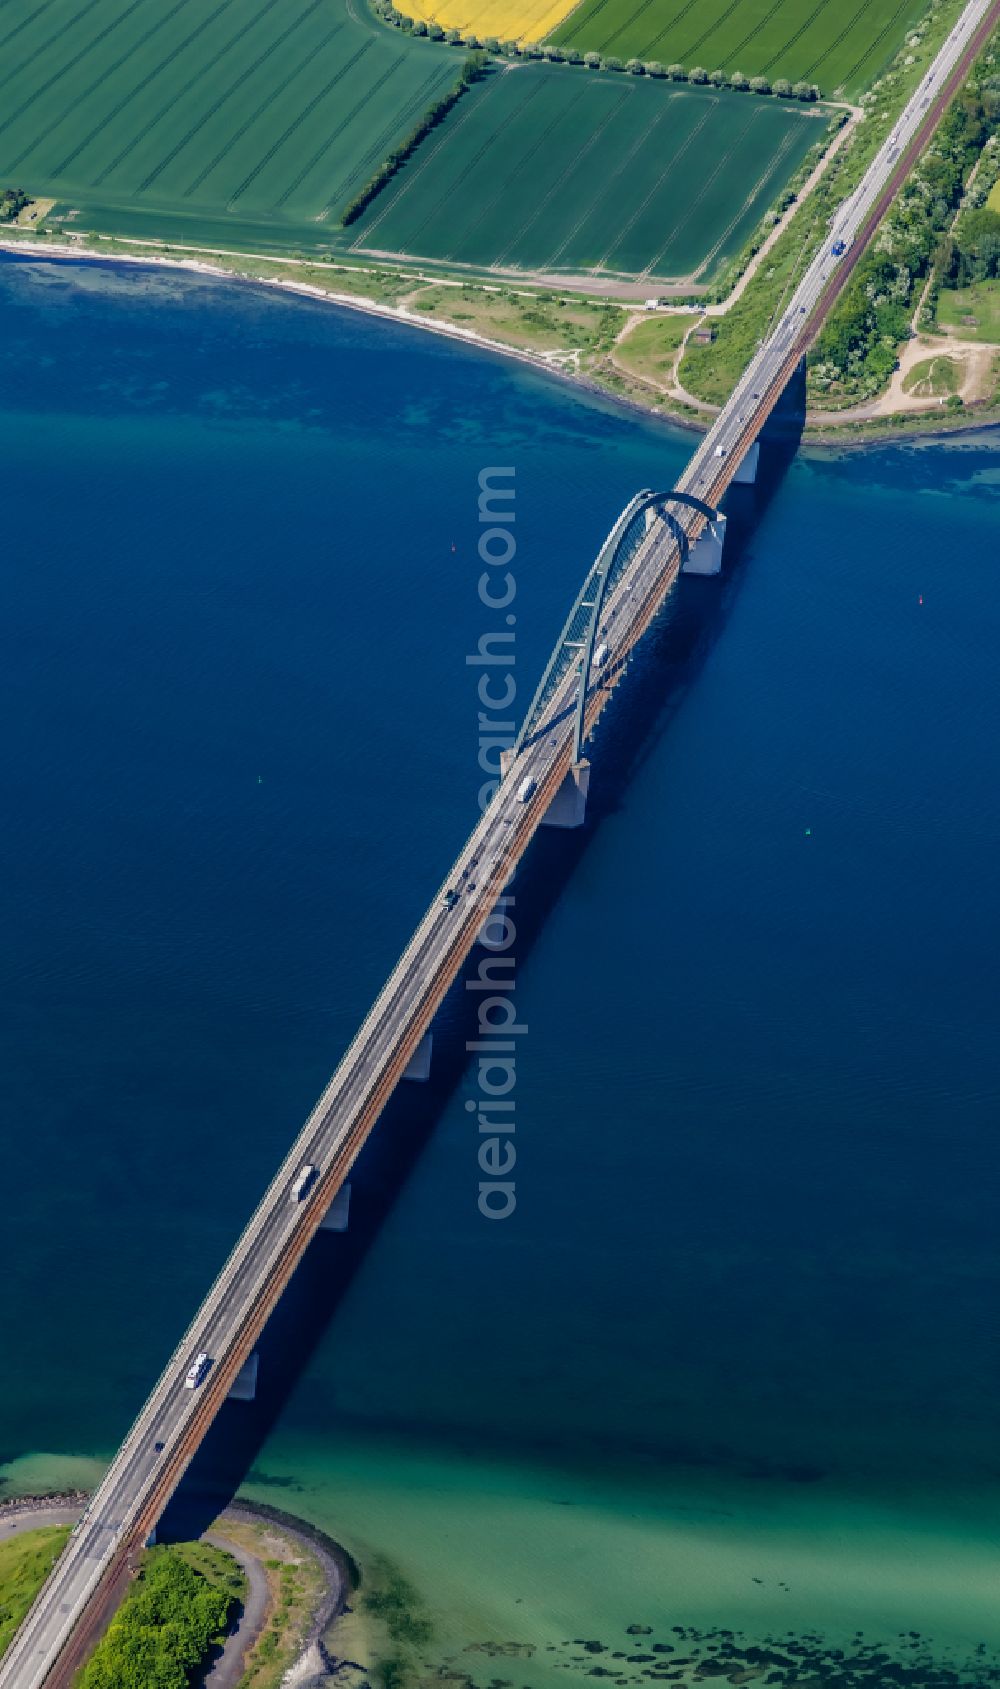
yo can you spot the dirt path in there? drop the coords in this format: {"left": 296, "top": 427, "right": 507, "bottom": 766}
{"left": 202, "top": 1531, "right": 271, "bottom": 1689}
{"left": 809, "top": 332, "right": 996, "bottom": 421}
{"left": 0, "top": 1500, "right": 83, "bottom": 1542}
{"left": 610, "top": 311, "right": 721, "bottom": 410}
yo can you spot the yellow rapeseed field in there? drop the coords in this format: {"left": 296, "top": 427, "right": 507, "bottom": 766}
{"left": 400, "top": 0, "right": 578, "bottom": 44}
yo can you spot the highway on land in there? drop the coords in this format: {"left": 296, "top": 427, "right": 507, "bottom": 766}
{"left": 3, "top": 0, "right": 999, "bottom": 1680}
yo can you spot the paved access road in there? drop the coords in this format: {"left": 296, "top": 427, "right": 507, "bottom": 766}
{"left": 3, "top": 0, "right": 998, "bottom": 1680}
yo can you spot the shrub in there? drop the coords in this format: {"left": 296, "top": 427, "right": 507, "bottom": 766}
{"left": 483, "top": 34, "right": 500, "bottom": 49}
{"left": 792, "top": 79, "right": 816, "bottom": 100}
{"left": 688, "top": 64, "right": 707, "bottom": 83}
{"left": 730, "top": 70, "right": 749, "bottom": 90}
{"left": 604, "top": 54, "right": 623, "bottom": 70}
{"left": 709, "top": 68, "right": 726, "bottom": 86}
{"left": 667, "top": 62, "right": 686, "bottom": 80}
{"left": 749, "top": 74, "right": 770, "bottom": 93}
{"left": 564, "top": 45, "right": 581, "bottom": 62}
{"left": 411, "top": 18, "right": 427, "bottom": 33}
{"left": 502, "top": 37, "right": 519, "bottom": 53}
{"left": 543, "top": 42, "right": 564, "bottom": 58}
{"left": 460, "top": 48, "right": 487, "bottom": 80}
{"left": 584, "top": 49, "right": 601, "bottom": 67}
{"left": 428, "top": 21, "right": 443, "bottom": 38}
{"left": 645, "top": 60, "right": 666, "bottom": 76}
{"left": 522, "top": 39, "right": 542, "bottom": 55}
{"left": 773, "top": 77, "right": 793, "bottom": 97}
{"left": 80, "top": 1551, "right": 239, "bottom": 1689}
{"left": 626, "top": 56, "right": 644, "bottom": 73}
{"left": 465, "top": 31, "right": 480, "bottom": 46}
{"left": 444, "top": 26, "right": 461, "bottom": 42}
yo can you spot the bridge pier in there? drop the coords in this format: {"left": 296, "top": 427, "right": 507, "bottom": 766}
{"left": 227, "top": 1351, "right": 259, "bottom": 1403}
{"left": 542, "top": 759, "right": 590, "bottom": 829}
{"left": 320, "top": 1182, "right": 351, "bottom": 1232}
{"left": 681, "top": 511, "right": 727, "bottom": 576}
{"left": 732, "top": 440, "right": 759, "bottom": 486}
{"left": 403, "top": 1031, "right": 433, "bottom": 1081}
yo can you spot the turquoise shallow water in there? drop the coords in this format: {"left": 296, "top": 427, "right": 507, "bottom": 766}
{"left": 1, "top": 254, "right": 999, "bottom": 1682}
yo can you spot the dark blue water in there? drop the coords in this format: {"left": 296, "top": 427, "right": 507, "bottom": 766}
{"left": 0, "top": 254, "right": 694, "bottom": 1460}
{"left": 2, "top": 257, "right": 1000, "bottom": 1657}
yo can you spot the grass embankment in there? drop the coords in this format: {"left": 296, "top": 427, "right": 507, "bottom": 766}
{"left": 612, "top": 314, "right": 692, "bottom": 386}
{"left": 78, "top": 1543, "right": 244, "bottom": 1689}
{"left": 215, "top": 1513, "right": 328, "bottom": 1689}
{"left": 0, "top": 1527, "right": 70, "bottom": 1660}
{"left": 679, "top": 0, "right": 974, "bottom": 406}
{"left": 404, "top": 283, "right": 622, "bottom": 355}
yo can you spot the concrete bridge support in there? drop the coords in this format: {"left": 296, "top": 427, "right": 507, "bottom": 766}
{"left": 542, "top": 759, "right": 590, "bottom": 829}
{"left": 681, "top": 511, "right": 727, "bottom": 576}
{"left": 403, "top": 1031, "right": 433, "bottom": 1081}
{"left": 732, "top": 440, "right": 759, "bottom": 485}
{"left": 228, "top": 1351, "right": 259, "bottom": 1403}
{"left": 320, "top": 1183, "right": 352, "bottom": 1232}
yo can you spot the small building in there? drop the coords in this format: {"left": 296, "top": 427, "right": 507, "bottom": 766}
{"left": 692, "top": 324, "right": 716, "bottom": 344}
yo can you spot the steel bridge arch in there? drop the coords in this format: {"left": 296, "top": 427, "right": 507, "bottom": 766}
{"left": 510, "top": 487, "right": 720, "bottom": 765}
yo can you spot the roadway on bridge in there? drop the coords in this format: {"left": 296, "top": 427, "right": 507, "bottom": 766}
{"left": 3, "top": 0, "right": 998, "bottom": 1679}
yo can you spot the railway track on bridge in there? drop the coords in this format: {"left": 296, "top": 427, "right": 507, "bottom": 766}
{"left": 4, "top": 0, "right": 1000, "bottom": 1678}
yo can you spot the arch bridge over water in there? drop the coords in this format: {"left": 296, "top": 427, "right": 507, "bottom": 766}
{"left": 3, "top": 0, "right": 998, "bottom": 1676}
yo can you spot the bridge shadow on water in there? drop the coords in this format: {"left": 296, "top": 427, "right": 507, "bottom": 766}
{"left": 159, "top": 370, "right": 806, "bottom": 1543}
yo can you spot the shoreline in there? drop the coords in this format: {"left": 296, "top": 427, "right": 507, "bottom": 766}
{"left": 0, "top": 233, "right": 675, "bottom": 428}
{"left": 0, "top": 1491, "right": 352, "bottom": 1684}
{"left": 3, "top": 234, "right": 998, "bottom": 451}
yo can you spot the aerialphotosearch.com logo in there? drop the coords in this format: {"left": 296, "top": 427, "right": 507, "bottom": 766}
{"left": 465, "top": 465, "right": 521, "bottom": 1221}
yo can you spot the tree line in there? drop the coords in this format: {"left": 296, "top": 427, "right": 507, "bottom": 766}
{"left": 1, "top": 188, "right": 32, "bottom": 223}
{"left": 342, "top": 51, "right": 486, "bottom": 225}
{"left": 78, "top": 1547, "right": 241, "bottom": 1689}
{"left": 368, "top": 1, "right": 822, "bottom": 97}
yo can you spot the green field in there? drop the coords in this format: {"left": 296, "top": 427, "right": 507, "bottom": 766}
{"left": 349, "top": 65, "right": 827, "bottom": 279}
{"left": 552, "top": 0, "right": 930, "bottom": 99}
{"left": 901, "top": 351, "right": 963, "bottom": 394}
{"left": 0, "top": 0, "right": 458, "bottom": 249}
{"left": 936, "top": 280, "right": 1000, "bottom": 340}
